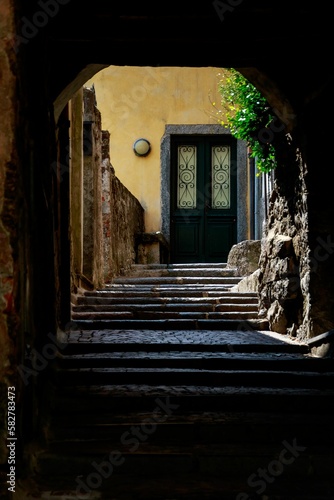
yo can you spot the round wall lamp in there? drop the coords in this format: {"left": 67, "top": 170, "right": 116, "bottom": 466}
{"left": 133, "top": 138, "right": 151, "bottom": 157}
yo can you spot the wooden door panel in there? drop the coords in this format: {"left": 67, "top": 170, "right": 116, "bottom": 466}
{"left": 172, "top": 215, "right": 202, "bottom": 262}
{"left": 205, "top": 216, "right": 236, "bottom": 262}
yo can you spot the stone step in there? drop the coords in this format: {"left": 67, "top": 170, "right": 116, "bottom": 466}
{"left": 63, "top": 329, "right": 302, "bottom": 352}
{"left": 24, "top": 439, "right": 334, "bottom": 481}
{"left": 125, "top": 267, "right": 238, "bottom": 278}
{"left": 55, "top": 351, "right": 328, "bottom": 372}
{"left": 111, "top": 276, "right": 242, "bottom": 285}
{"left": 46, "top": 408, "right": 334, "bottom": 445}
{"left": 71, "top": 310, "right": 260, "bottom": 321}
{"left": 45, "top": 382, "right": 334, "bottom": 415}
{"left": 69, "top": 318, "right": 270, "bottom": 330}
{"left": 72, "top": 297, "right": 257, "bottom": 312}
{"left": 51, "top": 329, "right": 326, "bottom": 390}
{"left": 87, "top": 287, "right": 257, "bottom": 293}
{"left": 74, "top": 294, "right": 259, "bottom": 305}
{"left": 40, "top": 345, "right": 334, "bottom": 499}
{"left": 79, "top": 288, "right": 255, "bottom": 300}
{"left": 16, "top": 472, "right": 334, "bottom": 500}
{"left": 51, "top": 365, "right": 334, "bottom": 390}
{"left": 125, "top": 263, "right": 231, "bottom": 276}
{"left": 24, "top": 391, "right": 334, "bottom": 499}
{"left": 129, "top": 263, "right": 228, "bottom": 269}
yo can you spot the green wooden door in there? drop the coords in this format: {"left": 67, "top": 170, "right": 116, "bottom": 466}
{"left": 170, "top": 135, "right": 237, "bottom": 263}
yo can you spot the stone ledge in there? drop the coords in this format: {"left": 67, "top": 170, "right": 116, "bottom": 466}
{"left": 136, "top": 231, "right": 170, "bottom": 264}
{"left": 307, "top": 329, "right": 334, "bottom": 357}
{"left": 137, "top": 231, "right": 168, "bottom": 245}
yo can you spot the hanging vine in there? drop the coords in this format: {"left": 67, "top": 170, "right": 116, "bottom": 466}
{"left": 211, "top": 68, "right": 279, "bottom": 175}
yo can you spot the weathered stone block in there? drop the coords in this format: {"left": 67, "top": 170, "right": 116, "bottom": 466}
{"left": 267, "top": 300, "right": 288, "bottom": 334}
{"left": 226, "top": 239, "right": 261, "bottom": 276}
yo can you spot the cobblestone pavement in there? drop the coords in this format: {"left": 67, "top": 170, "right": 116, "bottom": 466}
{"left": 66, "top": 328, "right": 306, "bottom": 346}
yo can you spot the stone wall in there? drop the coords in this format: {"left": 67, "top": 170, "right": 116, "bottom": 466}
{"left": 107, "top": 172, "right": 145, "bottom": 280}
{"left": 82, "top": 88, "right": 104, "bottom": 289}
{"left": 258, "top": 138, "right": 310, "bottom": 339}
{"left": 100, "top": 130, "right": 145, "bottom": 282}
{"left": 72, "top": 87, "right": 145, "bottom": 287}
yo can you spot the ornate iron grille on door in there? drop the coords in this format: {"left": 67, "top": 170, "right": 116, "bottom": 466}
{"left": 211, "top": 145, "right": 231, "bottom": 209}
{"left": 177, "top": 145, "right": 197, "bottom": 209}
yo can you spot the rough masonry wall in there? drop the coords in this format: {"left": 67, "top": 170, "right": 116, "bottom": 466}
{"left": 82, "top": 88, "right": 104, "bottom": 289}
{"left": 0, "top": 0, "right": 59, "bottom": 478}
{"left": 101, "top": 130, "right": 145, "bottom": 281}
{"left": 0, "top": 0, "right": 20, "bottom": 466}
{"left": 107, "top": 170, "right": 145, "bottom": 281}
{"left": 258, "top": 136, "right": 311, "bottom": 340}
{"left": 81, "top": 88, "right": 145, "bottom": 285}
{"left": 258, "top": 91, "right": 334, "bottom": 342}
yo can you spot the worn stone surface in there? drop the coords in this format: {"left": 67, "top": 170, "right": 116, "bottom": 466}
{"left": 108, "top": 174, "right": 145, "bottom": 280}
{"left": 226, "top": 239, "right": 261, "bottom": 276}
{"left": 99, "top": 112, "right": 145, "bottom": 281}
{"left": 70, "top": 88, "right": 84, "bottom": 293}
{"left": 65, "top": 327, "right": 304, "bottom": 347}
{"left": 101, "top": 130, "right": 113, "bottom": 279}
{"left": 258, "top": 146, "right": 308, "bottom": 340}
{"left": 230, "top": 268, "right": 260, "bottom": 294}
{"left": 82, "top": 87, "right": 104, "bottom": 288}
{"left": 226, "top": 240, "right": 261, "bottom": 294}
{"left": 80, "top": 88, "right": 144, "bottom": 286}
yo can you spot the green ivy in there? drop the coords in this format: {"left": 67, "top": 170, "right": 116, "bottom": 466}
{"left": 214, "top": 69, "right": 278, "bottom": 174}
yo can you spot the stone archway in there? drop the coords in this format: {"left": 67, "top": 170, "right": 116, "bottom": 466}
{"left": 4, "top": 3, "right": 333, "bottom": 342}
{"left": 54, "top": 64, "right": 108, "bottom": 123}
{"left": 1, "top": 0, "right": 334, "bottom": 479}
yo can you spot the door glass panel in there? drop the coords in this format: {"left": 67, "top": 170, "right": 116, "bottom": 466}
{"left": 211, "top": 145, "right": 230, "bottom": 209}
{"left": 177, "top": 145, "right": 197, "bottom": 209}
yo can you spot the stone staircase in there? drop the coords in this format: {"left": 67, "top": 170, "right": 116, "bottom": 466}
{"left": 17, "top": 264, "right": 334, "bottom": 499}
{"left": 70, "top": 263, "right": 268, "bottom": 331}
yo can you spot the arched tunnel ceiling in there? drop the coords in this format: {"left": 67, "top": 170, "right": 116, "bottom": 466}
{"left": 22, "top": 0, "right": 329, "bottom": 117}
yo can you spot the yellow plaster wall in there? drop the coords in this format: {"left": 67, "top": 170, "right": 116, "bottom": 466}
{"left": 86, "top": 66, "right": 224, "bottom": 232}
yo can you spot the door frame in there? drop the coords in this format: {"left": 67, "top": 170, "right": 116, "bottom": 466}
{"left": 161, "top": 124, "right": 249, "bottom": 251}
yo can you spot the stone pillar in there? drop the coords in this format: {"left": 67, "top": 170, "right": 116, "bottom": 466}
{"left": 101, "top": 130, "right": 114, "bottom": 283}
{"left": 69, "top": 89, "right": 84, "bottom": 292}
{"left": 82, "top": 87, "right": 104, "bottom": 289}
